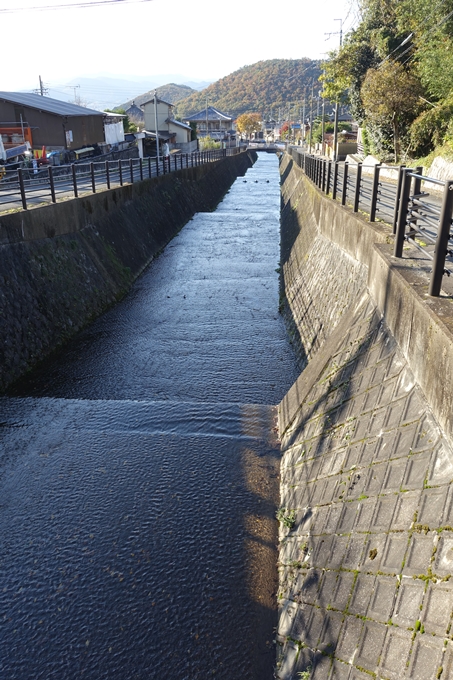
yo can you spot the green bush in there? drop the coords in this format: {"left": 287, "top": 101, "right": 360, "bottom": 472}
{"left": 410, "top": 97, "right": 453, "bottom": 157}
{"left": 199, "top": 136, "right": 221, "bottom": 150}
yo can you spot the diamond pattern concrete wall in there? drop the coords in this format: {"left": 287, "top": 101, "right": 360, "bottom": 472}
{"left": 277, "top": 288, "right": 453, "bottom": 679}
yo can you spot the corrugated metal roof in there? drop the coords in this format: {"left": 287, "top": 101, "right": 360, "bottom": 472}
{"left": 0, "top": 92, "right": 105, "bottom": 117}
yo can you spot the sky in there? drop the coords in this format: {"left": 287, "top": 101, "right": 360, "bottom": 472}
{"left": 0, "top": 0, "right": 356, "bottom": 104}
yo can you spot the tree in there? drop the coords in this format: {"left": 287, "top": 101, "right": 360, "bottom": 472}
{"left": 189, "top": 122, "right": 197, "bottom": 141}
{"left": 280, "top": 122, "right": 290, "bottom": 140}
{"left": 361, "top": 60, "right": 422, "bottom": 161}
{"left": 236, "top": 112, "right": 262, "bottom": 138}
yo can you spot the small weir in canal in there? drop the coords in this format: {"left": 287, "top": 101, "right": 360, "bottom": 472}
{"left": 1, "top": 154, "right": 299, "bottom": 679}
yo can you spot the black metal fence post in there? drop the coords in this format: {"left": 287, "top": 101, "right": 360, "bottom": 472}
{"left": 353, "top": 163, "right": 362, "bottom": 212}
{"left": 411, "top": 166, "right": 423, "bottom": 232}
{"left": 370, "top": 164, "right": 381, "bottom": 222}
{"left": 341, "top": 162, "right": 349, "bottom": 206}
{"left": 72, "top": 164, "right": 78, "bottom": 198}
{"left": 140, "top": 159, "right": 143, "bottom": 181}
{"left": 332, "top": 161, "right": 339, "bottom": 200}
{"left": 429, "top": 180, "right": 453, "bottom": 296}
{"left": 322, "top": 159, "right": 327, "bottom": 192}
{"left": 18, "top": 169, "right": 27, "bottom": 210}
{"left": 48, "top": 166, "right": 56, "bottom": 203}
{"left": 412, "top": 166, "right": 423, "bottom": 197}
{"left": 91, "top": 163, "right": 96, "bottom": 193}
{"left": 148, "top": 157, "right": 151, "bottom": 178}
{"left": 119, "top": 160, "right": 123, "bottom": 186}
{"left": 155, "top": 157, "right": 159, "bottom": 176}
{"left": 106, "top": 161, "right": 111, "bottom": 189}
{"left": 393, "top": 165, "right": 406, "bottom": 235}
{"left": 326, "top": 160, "right": 332, "bottom": 195}
{"left": 129, "top": 158, "right": 134, "bottom": 184}
{"left": 394, "top": 168, "right": 412, "bottom": 257}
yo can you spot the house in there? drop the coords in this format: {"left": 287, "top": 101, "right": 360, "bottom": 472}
{"left": 141, "top": 96, "right": 192, "bottom": 151}
{"left": 183, "top": 106, "right": 233, "bottom": 138}
{"left": 0, "top": 91, "right": 106, "bottom": 153}
{"left": 125, "top": 102, "right": 144, "bottom": 125}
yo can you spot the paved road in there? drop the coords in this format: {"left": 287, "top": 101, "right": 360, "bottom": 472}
{"left": 0, "top": 154, "right": 211, "bottom": 212}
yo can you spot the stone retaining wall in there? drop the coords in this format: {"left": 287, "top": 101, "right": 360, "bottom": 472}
{"left": 0, "top": 151, "right": 256, "bottom": 391}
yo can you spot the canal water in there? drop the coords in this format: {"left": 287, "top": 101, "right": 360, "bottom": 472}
{"left": 1, "top": 154, "right": 299, "bottom": 679}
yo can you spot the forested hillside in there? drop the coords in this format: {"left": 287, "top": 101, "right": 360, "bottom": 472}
{"left": 120, "top": 83, "right": 196, "bottom": 110}
{"left": 322, "top": 0, "right": 453, "bottom": 161}
{"left": 174, "top": 59, "right": 321, "bottom": 119}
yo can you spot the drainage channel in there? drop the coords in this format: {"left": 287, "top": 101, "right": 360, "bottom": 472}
{"left": 1, "top": 154, "right": 299, "bottom": 679}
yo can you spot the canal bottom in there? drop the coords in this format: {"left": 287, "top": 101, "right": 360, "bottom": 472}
{"left": 1, "top": 154, "right": 299, "bottom": 678}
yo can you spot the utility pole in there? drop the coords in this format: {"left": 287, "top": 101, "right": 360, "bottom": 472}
{"left": 72, "top": 85, "right": 80, "bottom": 105}
{"left": 154, "top": 90, "right": 160, "bottom": 162}
{"left": 321, "top": 68, "right": 326, "bottom": 155}
{"left": 333, "top": 18, "right": 343, "bottom": 162}
{"left": 302, "top": 89, "right": 306, "bottom": 143}
{"left": 34, "top": 75, "right": 48, "bottom": 97}
{"left": 308, "top": 80, "right": 314, "bottom": 153}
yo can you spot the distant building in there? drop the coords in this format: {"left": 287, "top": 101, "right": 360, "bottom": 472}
{"left": 183, "top": 106, "right": 233, "bottom": 138}
{"left": 104, "top": 112, "right": 126, "bottom": 147}
{"left": 141, "top": 96, "right": 191, "bottom": 146}
{"left": 125, "top": 102, "right": 144, "bottom": 125}
{"left": 0, "top": 92, "right": 106, "bottom": 151}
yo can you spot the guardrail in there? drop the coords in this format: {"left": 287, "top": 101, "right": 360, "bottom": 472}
{"left": 290, "top": 148, "right": 453, "bottom": 297}
{"left": 0, "top": 147, "right": 246, "bottom": 213}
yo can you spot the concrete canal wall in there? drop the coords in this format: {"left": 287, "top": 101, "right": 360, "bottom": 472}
{"left": 276, "top": 154, "right": 453, "bottom": 678}
{"left": 0, "top": 151, "right": 256, "bottom": 391}
{"left": 279, "top": 151, "right": 453, "bottom": 449}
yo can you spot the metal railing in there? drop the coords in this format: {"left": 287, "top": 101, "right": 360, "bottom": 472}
{"left": 290, "top": 148, "right": 453, "bottom": 297}
{"left": 0, "top": 147, "right": 246, "bottom": 212}
{"left": 394, "top": 168, "right": 453, "bottom": 296}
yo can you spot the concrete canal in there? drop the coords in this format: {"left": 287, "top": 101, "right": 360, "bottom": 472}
{"left": 1, "top": 154, "right": 299, "bottom": 679}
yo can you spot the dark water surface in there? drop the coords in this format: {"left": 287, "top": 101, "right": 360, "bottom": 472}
{"left": 1, "top": 154, "right": 299, "bottom": 679}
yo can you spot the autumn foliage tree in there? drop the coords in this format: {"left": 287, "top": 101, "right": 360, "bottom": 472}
{"left": 236, "top": 113, "right": 262, "bottom": 138}
{"left": 361, "top": 60, "right": 422, "bottom": 161}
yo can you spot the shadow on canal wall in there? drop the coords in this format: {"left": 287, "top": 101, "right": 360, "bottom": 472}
{"left": 275, "top": 152, "right": 453, "bottom": 679}
{"left": 279, "top": 151, "right": 453, "bottom": 448}
{"left": 0, "top": 151, "right": 256, "bottom": 392}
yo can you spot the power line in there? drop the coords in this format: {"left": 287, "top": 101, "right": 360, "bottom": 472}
{"left": 0, "top": 0, "right": 155, "bottom": 13}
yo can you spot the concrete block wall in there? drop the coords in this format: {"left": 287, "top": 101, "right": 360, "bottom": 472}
{"left": 279, "top": 152, "right": 453, "bottom": 449}
{"left": 276, "top": 152, "right": 453, "bottom": 680}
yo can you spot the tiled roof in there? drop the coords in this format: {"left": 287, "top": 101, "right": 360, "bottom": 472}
{"left": 184, "top": 106, "right": 232, "bottom": 122}
{"left": 140, "top": 96, "right": 173, "bottom": 108}
{"left": 166, "top": 118, "right": 191, "bottom": 130}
